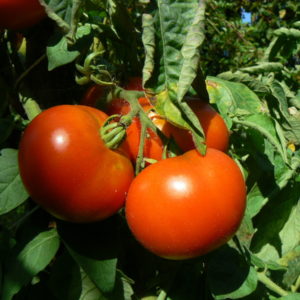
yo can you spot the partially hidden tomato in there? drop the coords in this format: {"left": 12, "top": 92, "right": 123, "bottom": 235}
{"left": 152, "top": 100, "right": 230, "bottom": 152}
{"left": 106, "top": 80, "right": 164, "bottom": 163}
{"left": 107, "top": 97, "right": 163, "bottom": 163}
{"left": 80, "top": 85, "right": 104, "bottom": 107}
{"left": 0, "top": 0, "right": 46, "bottom": 30}
{"left": 18, "top": 105, "right": 134, "bottom": 223}
{"left": 125, "top": 148, "right": 246, "bottom": 260}
{"left": 124, "top": 77, "right": 143, "bottom": 91}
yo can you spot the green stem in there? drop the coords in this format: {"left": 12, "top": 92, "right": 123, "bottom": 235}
{"left": 21, "top": 96, "right": 42, "bottom": 121}
{"left": 156, "top": 290, "right": 167, "bottom": 300}
{"left": 292, "top": 275, "right": 300, "bottom": 292}
{"left": 135, "top": 114, "right": 147, "bottom": 175}
{"left": 257, "top": 272, "right": 289, "bottom": 297}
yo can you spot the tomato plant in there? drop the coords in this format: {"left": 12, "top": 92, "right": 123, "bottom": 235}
{"left": 1, "top": 1, "right": 300, "bottom": 299}
{"left": 18, "top": 105, "right": 134, "bottom": 223}
{"left": 125, "top": 148, "right": 246, "bottom": 260}
{"left": 106, "top": 82, "right": 164, "bottom": 163}
{"left": 0, "top": 0, "right": 46, "bottom": 30}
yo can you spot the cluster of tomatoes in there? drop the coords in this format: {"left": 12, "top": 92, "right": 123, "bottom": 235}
{"left": 18, "top": 77, "right": 247, "bottom": 260}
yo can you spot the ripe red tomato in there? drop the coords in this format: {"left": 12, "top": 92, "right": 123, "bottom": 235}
{"left": 92, "top": 77, "right": 163, "bottom": 163}
{"left": 122, "top": 115, "right": 164, "bottom": 163}
{"left": 152, "top": 100, "right": 229, "bottom": 152}
{"left": 0, "top": 0, "right": 46, "bottom": 30}
{"left": 80, "top": 85, "right": 104, "bottom": 107}
{"left": 124, "top": 77, "right": 143, "bottom": 91}
{"left": 18, "top": 105, "right": 134, "bottom": 223}
{"left": 125, "top": 148, "right": 246, "bottom": 260}
{"left": 107, "top": 95, "right": 163, "bottom": 163}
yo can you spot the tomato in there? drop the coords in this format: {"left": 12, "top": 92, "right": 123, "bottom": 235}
{"left": 0, "top": 0, "right": 46, "bottom": 30}
{"left": 107, "top": 97, "right": 163, "bottom": 163}
{"left": 80, "top": 85, "right": 104, "bottom": 107}
{"left": 122, "top": 115, "right": 164, "bottom": 163}
{"left": 106, "top": 84, "right": 163, "bottom": 163}
{"left": 152, "top": 100, "right": 229, "bottom": 152}
{"left": 18, "top": 105, "right": 134, "bottom": 223}
{"left": 125, "top": 148, "right": 246, "bottom": 260}
{"left": 124, "top": 77, "right": 143, "bottom": 91}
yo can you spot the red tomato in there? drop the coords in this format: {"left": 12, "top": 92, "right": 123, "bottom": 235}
{"left": 18, "top": 105, "right": 134, "bottom": 223}
{"left": 107, "top": 96, "right": 163, "bottom": 163}
{"left": 152, "top": 100, "right": 229, "bottom": 152}
{"left": 125, "top": 148, "right": 246, "bottom": 260}
{"left": 0, "top": 0, "right": 46, "bottom": 30}
{"left": 124, "top": 77, "right": 143, "bottom": 91}
{"left": 80, "top": 85, "right": 104, "bottom": 107}
{"left": 122, "top": 115, "right": 164, "bottom": 163}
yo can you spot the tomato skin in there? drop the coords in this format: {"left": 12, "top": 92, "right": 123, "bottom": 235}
{"left": 18, "top": 105, "right": 134, "bottom": 223}
{"left": 124, "top": 77, "right": 143, "bottom": 91}
{"left": 122, "top": 116, "right": 164, "bottom": 163}
{"left": 80, "top": 85, "right": 104, "bottom": 107}
{"left": 0, "top": 0, "right": 46, "bottom": 30}
{"left": 125, "top": 148, "right": 246, "bottom": 260}
{"left": 153, "top": 101, "right": 229, "bottom": 152}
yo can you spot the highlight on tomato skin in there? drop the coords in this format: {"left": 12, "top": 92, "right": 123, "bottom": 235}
{"left": 125, "top": 148, "right": 246, "bottom": 260}
{"left": 0, "top": 0, "right": 46, "bottom": 30}
{"left": 18, "top": 105, "right": 134, "bottom": 223}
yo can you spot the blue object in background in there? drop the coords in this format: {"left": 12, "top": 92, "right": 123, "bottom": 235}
{"left": 241, "top": 8, "right": 252, "bottom": 24}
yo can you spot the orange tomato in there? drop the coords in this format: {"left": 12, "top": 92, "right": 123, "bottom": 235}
{"left": 152, "top": 100, "right": 229, "bottom": 152}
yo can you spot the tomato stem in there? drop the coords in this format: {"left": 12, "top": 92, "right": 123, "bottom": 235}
{"left": 135, "top": 113, "right": 147, "bottom": 175}
{"left": 100, "top": 115, "right": 127, "bottom": 149}
{"left": 257, "top": 271, "right": 289, "bottom": 297}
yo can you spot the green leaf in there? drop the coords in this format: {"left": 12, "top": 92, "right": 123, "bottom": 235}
{"left": 142, "top": 1, "right": 207, "bottom": 152}
{"left": 40, "top": 0, "right": 73, "bottom": 33}
{"left": 207, "top": 246, "right": 257, "bottom": 299}
{"left": 277, "top": 294, "right": 300, "bottom": 300}
{"left": 177, "top": 1, "right": 207, "bottom": 102}
{"left": 246, "top": 184, "right": 269, "bottom": 219}
{"left": 57, "top": 217, "right": 121, "bottom": 295}
{"left": 268, "top": 80, "right": 300, "bottom": 144}
{"left": 251, "top": 182, "right": 300, "bottom": 262}
{"left": 143, "top": 0, "right": 200, "bottom": 93}
{"left": 206, "top": 76, "right": 264, "bottom": 128}
{"left": 273, "top": 28, "right": 300, "bottom": 39}
{"left": 282, "top": 250, "right": 300, "bottom": 288}
{"left": 1, "top": 228, "right": 60, "bottom": 300}
{"left": 47, "top": 24, "right": 94, "bottom": 71}
{"left": 263, "top": 36, "right": 286, "bottom": 61}
{"left": 79, "top": 269, "right": 106, "bottom": 300}
{"left": 217, "top": 71, "right": 270, "bottom": 96}
{"left": 233, "top": 113, "right": 288, "bottom": 163}
{"left": 78, "top": 269, "right": 133, "bottom": 300}
{"left": 0, "top": 149, "right": 29, "bottom": 216}
{"left": 240, "top": 62, "right": 284, "bottom": 75}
